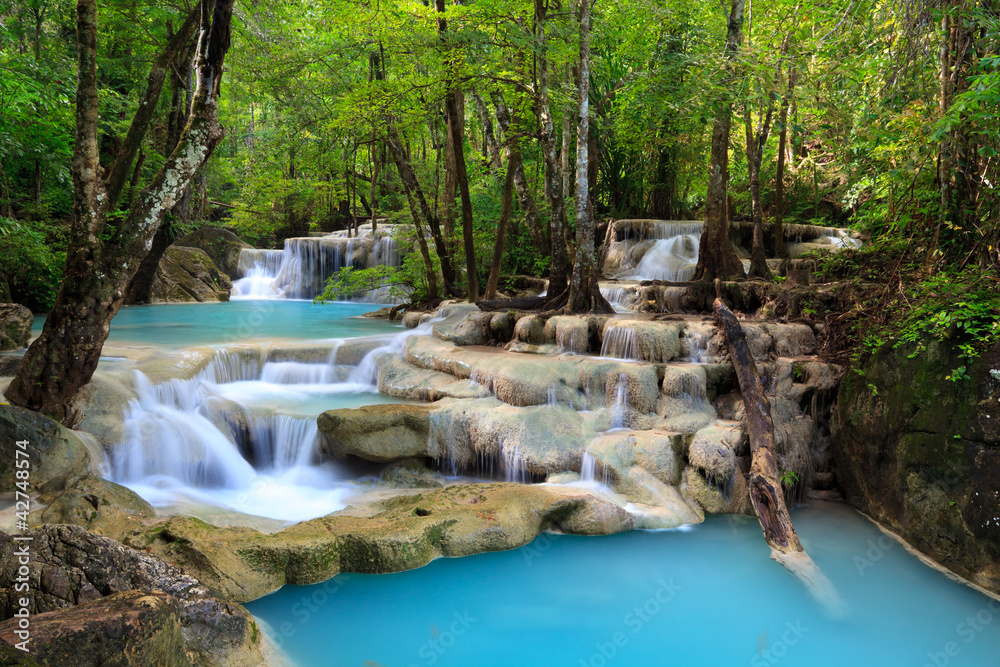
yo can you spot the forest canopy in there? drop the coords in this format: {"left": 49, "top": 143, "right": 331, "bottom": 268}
{"left": 1, "top": 0, "right": 998, "bottom": 310}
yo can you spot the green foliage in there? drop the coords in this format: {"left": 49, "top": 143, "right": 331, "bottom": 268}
{"left": 0, "top": 217, "right": 65, "bottom": 311}
{"left": 780, "top": 469, "right": 799, "bottom": 488}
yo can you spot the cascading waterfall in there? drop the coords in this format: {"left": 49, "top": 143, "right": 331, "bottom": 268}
{"left": 351, "top": 319, "right": 442, "bottom": 387}
{"left": 231, "top": 226, "right": 403, "bottom": 302}
{"left": 600, "top": 325, "right": 640, "bottom": 360}
{"left": 625, "top": 233, "right": 699, "bottom": 282}
{"left": 111, "top": 342, "right": 367, "bottom": 522}
{"left": 500, "top": 438, "right": 530, "bottom": 484}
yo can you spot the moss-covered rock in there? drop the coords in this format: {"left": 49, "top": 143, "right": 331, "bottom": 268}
{"left": 0, "top": 405, "right": 103, "bottom": 492}
{"left": 833, "top": 337, "right": 1000, "bottom": 594}
{"left": 0, "top": 525, "right": 263, "bottom": 665}
{"left": 318, "top": 404, "right": 433, "bottom": 462}
{"left": 118, "top": 482, "right": 657, "bottom": 604}
{"left": 173, "top": 228, "right": 252, "bottom": 280}
{"left": 0, "top": 304, "right": 32, "bottom": 351}
{"left": 150, "top": 247, "right": 232, "bottom": 303}
{"left": 29, "top": 475, "right": 154, "bottom": 538}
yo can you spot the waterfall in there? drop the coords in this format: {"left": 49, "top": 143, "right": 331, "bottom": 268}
{"left": 231, "top": 226, "right": 403, "bottom": 302}
{"left": 625, "top": 234, "right": 699, "bottom": 282}
{"left": 600, "top": 325, "right": 640, "bottom": 360}
{"left": 260, "top": 361, "right": 336, "bottom": 384}
{"left": 688, "top": 333, "right": 709, "bottom": 363}
{"left": 580, "top": 448, "right": 610, "bottom": 486}
{"left": 349, "top": 319, "right": 440, "bottom": 386}
{"left": 608, "top": 373, "right": 629, "bottom": 430}
{"left": 111, "top": 343, "right": 360, "bottom": 522}
{"left": 500, "top": 438, "right": 530, "bottom": 484}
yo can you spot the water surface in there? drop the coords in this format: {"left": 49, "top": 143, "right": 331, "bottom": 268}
{"left": 247, "top": 502, "right": 1000, "bottom": 667}
{"left": 31, "top": 300, "right": 397, "bottom": 347}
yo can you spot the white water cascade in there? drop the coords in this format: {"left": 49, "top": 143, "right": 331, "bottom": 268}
{"left": 231, "top": 225, "right": 403, "bottom": 302}
{"left": 600, "top": 325, "right": 640, "bottom": 360}
{"left": 110, "top": 346, "right": 373, "bottom": 522}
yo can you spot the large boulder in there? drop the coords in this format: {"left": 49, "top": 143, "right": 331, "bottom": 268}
{"left": 0, "top": 404, "right": 103, "bottom": 492}
{"left": 29, "top": 475, "right": 155, "bottom": 539}
{"left": 834, "top": 337, "right": 1000, "bottom": 595}
{"left": 172, "top": 228, "right": 252, "bottom": 280}
{"left": 0, "top": 304, "right": 32, "bottom": 351}
{"left": 318, "top": 403, "right": 433, "bottom": 462}
{"left": 0, "top": 525, "right": 263, "bottom": 665}
{"left": 150, "top": 246, "right": 232, "bottom": 303}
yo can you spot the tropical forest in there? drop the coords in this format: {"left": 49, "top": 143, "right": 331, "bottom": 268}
{"left": 0, "top": 0, "right": 999, "bottom": 664}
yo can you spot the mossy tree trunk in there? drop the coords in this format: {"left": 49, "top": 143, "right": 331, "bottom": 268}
{"left": 4, "top": 0, "right": 234, "bottom": 425}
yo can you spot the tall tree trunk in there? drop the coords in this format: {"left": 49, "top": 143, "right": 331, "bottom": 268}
{"left": 534, "top": 0, "right": 570, "bottom": 299}
{"left": 4, "top": 0, "right": 234, "bottom": 425}
{"left": 773, "top": 38, "right": 796, "bottom": 259}
{"left": 484, "top": 146, "right": 520, "bottom": 300}
{"left": 694, "top": 0, "right": 748, "bottom": 282}
{"left": 494, "top": 92, "right": 547, "bottom": 255}
{"left": 386, "top": 124, "right": 455, "bottom": 295}
{"left": 744, "top": 100, "right": 774, "bottom": 281}
{"left": 386, "top": 125, "right": 439, "bottom": 299}
{"left": 471, "top": 89, "right": 501, "bottom": 170}
{"left": 436, "top": 0, "right": 478, "bottom": 301}
{"left": 568, "top": 0, "right": 611, "bottom": 314}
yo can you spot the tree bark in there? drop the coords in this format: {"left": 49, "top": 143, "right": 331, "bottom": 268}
{"left": 743, "top": 98, "right": 774, "bottom": 280}
{"left": 694, "top": 0, "right": 747, "bottom": 282}
{"left": 773, "top": 39, "right": 796, "bottom": 259}
{"left": 5, "top": 0, "right": 235, "bottom": 425}
{"left": 568, "top": 0, "right": 612, "bottom": 314}
{"left": 713, "top": 297, "right": 845, "bottom": 613}
{"left": 386, "top": 124, "right": 454, "bottom": 296}
{"left": 494, "top": 92, "right": 547, "bottom": 255}
{"left": 436, "top": 0, "right": 478, "bottom": 302}
{"left": 124, "top": 39, "right": 198, "bottom": 305}
{"left": 484, "top": 146, "right": 519, "bottom": 300}
{"left": 534, "top": 0, "right": 570, "bottom": 298}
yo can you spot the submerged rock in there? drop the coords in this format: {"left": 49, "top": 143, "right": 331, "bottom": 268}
{"left": 150, "top": 246, "right": 232, "bottom": 303}
{"left": 0, "top": 303, "right": 32, "bottom": 351}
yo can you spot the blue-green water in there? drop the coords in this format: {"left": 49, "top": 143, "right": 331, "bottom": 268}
{"left": 247, "top": 502, "right": 1000, "bottom": 667}
{"left": 30, "top": 300, "right": 398, "bottom": 347}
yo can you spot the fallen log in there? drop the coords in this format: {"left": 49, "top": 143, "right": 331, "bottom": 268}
{"left": 714, "top": 297, "right": 847, "bottom": 615}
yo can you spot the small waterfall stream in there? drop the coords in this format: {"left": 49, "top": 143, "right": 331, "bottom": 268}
{"left": 231, "top": 226, "right": 402, "bottom": 302}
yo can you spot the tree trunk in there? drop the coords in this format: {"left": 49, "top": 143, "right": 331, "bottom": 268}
{"left": 713, "top": 298, "right": 845, "bottom": 613}
{"left": 694, "top": 0, "right": 747, "bottom": 282}
{"left": 484, "top": 147, "right": 519, "bottom": 300}
{"left": 744, "top": 101, "right": 774, "bottom": 281}
{"left": 4, "top": 0, "right": 235, "bottom": 425}
{"left": 494, "top": 92, "right": 547, "bottom": 255}
{"left": 568, "top": 0, "right": 612, "bottom": 314}
{"left": 436, "top": 0, "right": 478, "bottom": 301}
{"left": 773, "top": 51, "right": 796, "bottom": 258}
{"left": 124, "top": 40, "right": 197, "bottom": 305}
{"left": 534, "top": 0, "right": 569, "bottom": 298}
{"left": 386, "top": 124, "right": 455, "bottom": 295}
